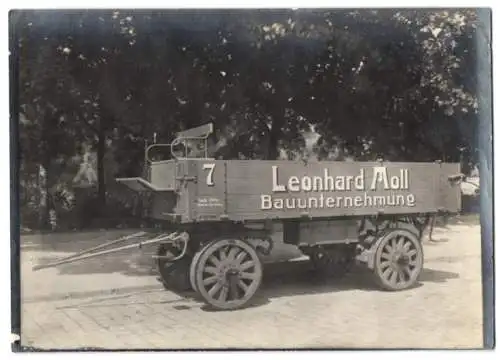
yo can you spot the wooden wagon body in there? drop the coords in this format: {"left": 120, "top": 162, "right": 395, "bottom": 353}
{"left": 116, "top": 159, "right": 461, "bottom": 224}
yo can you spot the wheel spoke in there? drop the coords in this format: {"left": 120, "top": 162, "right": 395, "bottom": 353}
{"left": 380, "top": 252, "right": 392, "bottom": 260}
{"left": 402, "top": 241, "right": 412, "bottom": 252}
{"left": 227, "top": 247, "right": 240, "bottom": 262}
{"left": 389, "top": 269, "right": 398, "bottom": 285}
{"left": 207, "top": 281, "right": 223, "bottom": 298}
{"left": 234, "top": 251, "right": 248, "bottom": 265}
{"left": 396, "top": 236, "right": 404, "bottom": 250}
{"left": 218, "top": 247, "right": 228, "bottom": 262}
{"left": 238, "top": 279, "right": 249, "bottom": 293}
{"left": 382, "top": 267, "right": 392, "bottom": 281}
{"left": 407, "top": 249, "right": 418, "bottom": 258}
{"left": 204, "top": 266, "right": 218, "bottom": 274}
{"left": 208, "top": 254, "right": 221, "bottom": 267}
{"left": 390, "top": 237, "right": 397, "bottom": 251}
{"left": 380, "top": 260, "right": 391, "bottom": 269}
{"left": 203, "top": 275, "right": 218, "bottom": 286}
{"left": 385, "top": 244, "right": 393, "bottom": 253}
{"left": 239, "top": 260, "right": 255, "bottom": 271}
{"left": 217, "top": 286, "right": 229, "bottom": 302}
{"left": 403, "top": 266, "right": 413, "bottom": 278}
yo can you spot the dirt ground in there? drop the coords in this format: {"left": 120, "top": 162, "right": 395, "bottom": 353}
{"left": 19, "top": 217, "right": 484, "bottom": 349}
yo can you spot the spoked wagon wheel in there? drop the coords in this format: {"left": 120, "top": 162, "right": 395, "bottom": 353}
{"left": 156, "top": 243, "right": 192, "bottom": 292}
{"left": 191, "top": 238, "right": 263, "bottom": 311}
{"left": 372, "top": 229, "right": 423, "bottom": 291}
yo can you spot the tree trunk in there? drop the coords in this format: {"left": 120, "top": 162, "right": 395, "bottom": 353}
{"left": 97, "top": 122, "right": 106, "bottom": 212}
{"left": 267, "top": 115, "right": 285, "bottom": 160}
{"left": 265, "top": 93, "right": 288, "bottom": 160}
{"left": 38, "top": 162, "right": 51, "bottom": 230}
{"left": 36, "top": 165, "right": 43, "bottom": 229}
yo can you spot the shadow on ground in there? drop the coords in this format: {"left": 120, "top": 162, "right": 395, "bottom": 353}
{"left": 20, "top": 229, "right": 144, "bottom": 252}
{"left": 31, "top": 251, "right": 159, "bottom": 278}
{"left": 433, "top": 213, "right": 480, "bottom": 228}
{"left": 53, "top": 262, "right": 460, "bottom": 313}
{"left": 23, "top": 229, "right": 163, "bottom": 278}
{"left": 23, "top": 217, "right": 469, "bottom": 309}
{"left": 166, "top": 261, "right": 460, "bottom": 312}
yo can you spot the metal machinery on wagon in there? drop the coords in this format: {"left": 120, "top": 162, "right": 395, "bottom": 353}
{"left": 33, "top": 123, "right": 464, "bottom": 311}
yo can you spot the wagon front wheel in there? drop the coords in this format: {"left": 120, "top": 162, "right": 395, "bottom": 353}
{"left": 193, "top": 238, "right": 263, "bottom": 311}
{"left": 372, "top": 229, "right": 423, "bottom": 291}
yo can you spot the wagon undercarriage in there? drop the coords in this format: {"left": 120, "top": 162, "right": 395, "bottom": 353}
{"left": 33, "top": 214, "right": 430, "bottom": 311}
{"left": 159, "top": 214, "right": 430, "bottom": 310}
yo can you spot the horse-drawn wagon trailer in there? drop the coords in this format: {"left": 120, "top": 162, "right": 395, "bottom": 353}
{"left": 33, "top": 123, "right": 463, "bottom": 310}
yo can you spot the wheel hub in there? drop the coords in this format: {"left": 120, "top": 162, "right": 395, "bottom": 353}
{"left": 397, "top": 254, "right": 410, "bottom": 266}
{"left": 392, "top": 252, "right": 410, "bottom": 267}
{"left": 217, "top": 263, "right": 240, "bottom": 280}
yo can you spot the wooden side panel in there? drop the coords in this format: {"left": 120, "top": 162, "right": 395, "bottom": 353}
{"left": 149, "top": 161, "right": 178, "bottom": 190}
{"left": 191, "top": 160, "right": 228, "bottom": 221}
{"left": 223, "top": 160, "right": 445, "bottom": 221}
{"left": 299, "top": 219, "right": 359, "bottom": 246}
{"left": 148, "top": 160, "right": 192, "bottom": 222}
{"left": 150, "top": 191, "right": 180, "bottom": 220}
{"left": 165, "top": 160, "right": 463, "bottom": 223}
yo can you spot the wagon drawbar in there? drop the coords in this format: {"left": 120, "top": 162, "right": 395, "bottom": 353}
{"left": 33, "top": 123, "right": 464, "bottom": 311}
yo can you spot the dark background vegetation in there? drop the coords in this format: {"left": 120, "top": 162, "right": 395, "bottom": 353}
{"left": 11, "top": 8, "right": 486, "bottom": 231}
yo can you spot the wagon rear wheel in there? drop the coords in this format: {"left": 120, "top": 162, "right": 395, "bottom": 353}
{"left": 372, "top": 229, "right": 423, "bottom": 291}
{"left": 192, "top": 238, "right": 263, "bottom": 311}
{"left": 156, "top": 243, "right": 192, "bottom": 292}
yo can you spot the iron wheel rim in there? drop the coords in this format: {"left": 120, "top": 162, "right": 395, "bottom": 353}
{"left": 189, "top": 248, "right": 205, "bottom": 294}
{"left": 194, "top": 239, "right": 262, "bottom": 310}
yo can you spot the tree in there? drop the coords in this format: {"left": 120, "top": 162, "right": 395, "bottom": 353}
{"left": 13, "top": 8, "right": 483, "bottom": 230}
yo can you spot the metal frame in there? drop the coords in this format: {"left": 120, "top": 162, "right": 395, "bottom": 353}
{"left": 144, "top": 122, "right": 215, "bottom": 164}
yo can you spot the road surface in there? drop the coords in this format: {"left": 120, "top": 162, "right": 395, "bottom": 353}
{"left": 19, "top": 220, "right": 484, "bottom": 349}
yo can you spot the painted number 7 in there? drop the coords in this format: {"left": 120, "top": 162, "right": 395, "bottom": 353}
{"left": 203, "top": 163, "right": 216, "bottom": 186}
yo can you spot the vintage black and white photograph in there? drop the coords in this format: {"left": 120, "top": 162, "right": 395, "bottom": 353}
{"left": 10, "top": 7, "right": 493, "bottom": 350}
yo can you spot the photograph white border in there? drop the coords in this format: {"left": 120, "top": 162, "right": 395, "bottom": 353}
{"left": 1, "top": 1, "right": 497, "bottom": 358}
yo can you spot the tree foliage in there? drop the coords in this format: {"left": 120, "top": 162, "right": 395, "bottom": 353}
{"left": 11, "top": 8, "right": 484, "bottom": 230}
